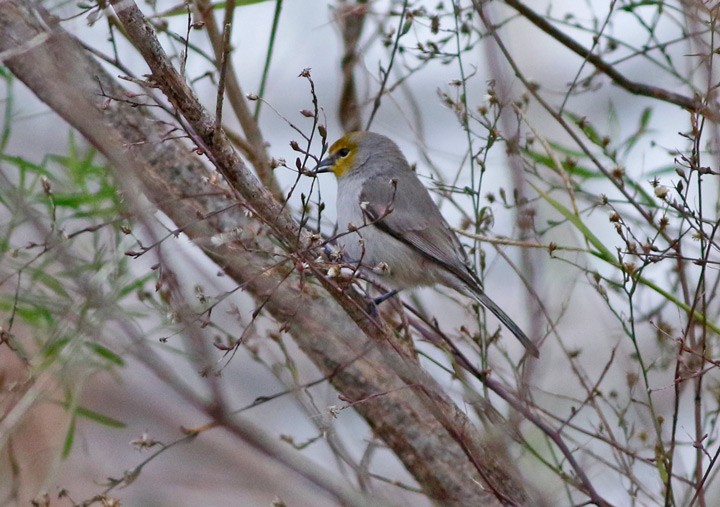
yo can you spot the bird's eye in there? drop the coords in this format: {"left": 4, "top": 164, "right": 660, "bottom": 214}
{"left": 337, "top": 147, "right": 350, "bottom": 158}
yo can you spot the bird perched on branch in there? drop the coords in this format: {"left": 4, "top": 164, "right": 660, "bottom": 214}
{"left": 314, "top": 131, "right": 539, "bottom": 358}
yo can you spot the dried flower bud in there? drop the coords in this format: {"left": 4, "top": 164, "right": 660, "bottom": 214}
{"left": 372, "top": 262, "right": 390, "bottom": 275}
{"left": 611, "top": 166, "right": 625, "bottom": 180}
{"left": 41, "top": 176, "right": 52, "bottom": 195}
{"left": 654, "top": 185, "right": 669, "bottom": 199}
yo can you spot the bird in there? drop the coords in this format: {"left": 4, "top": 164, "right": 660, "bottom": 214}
{"left": 313, "top": 131, "right": 539, "bottom": 358}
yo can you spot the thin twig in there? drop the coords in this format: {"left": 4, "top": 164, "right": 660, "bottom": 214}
{"left": 254, "top": 0, "right": 283, "bottom": 120}
{"left": 214, "top": 0, "right": 235, "bottom": 137}
{"left": 365, "top": 0, "right": 409, "bottom": 130}
{"left": 502, "top": 0, "right": 717, "bottom": 120}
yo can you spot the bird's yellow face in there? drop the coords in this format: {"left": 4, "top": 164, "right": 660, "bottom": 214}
{"left": 314, "top": 132, "right": 365, "bottom": 178}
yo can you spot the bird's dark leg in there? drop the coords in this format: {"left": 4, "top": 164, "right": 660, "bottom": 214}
{"left": 373, "top": 289, "right": 398, "bottom": 306}
{"left": 364, "top": 289, "right": 398, "bottom": 318}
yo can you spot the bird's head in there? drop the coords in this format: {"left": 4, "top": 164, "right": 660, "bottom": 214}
{"left": 313, "top": 131, "right": 402, "bottom": 178}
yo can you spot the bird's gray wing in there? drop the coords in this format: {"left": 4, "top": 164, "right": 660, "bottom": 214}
{"left": 360, "top": 175, "right": 540, "bottom": 357}
{"left": 358, "top": 174, "right": 474, "bottom": 285}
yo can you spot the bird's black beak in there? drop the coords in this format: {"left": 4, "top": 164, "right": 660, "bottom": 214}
{"left": 311, "top": 155, "right": 335, "bottom": 175}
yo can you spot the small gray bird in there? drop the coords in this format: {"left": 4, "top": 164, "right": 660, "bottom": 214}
{"left": 314, "top": 131, "right": 539, "bottom": 358}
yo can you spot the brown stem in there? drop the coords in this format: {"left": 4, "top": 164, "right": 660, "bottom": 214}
{"left": 336, "top": 1, "right": 367, "bottom": 132}
{"left": 193, "top": 0, "right": 283, "bottom": 201}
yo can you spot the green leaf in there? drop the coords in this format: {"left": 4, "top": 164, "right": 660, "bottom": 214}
{"left": 75, "top": 405, "right": 126, "bottom": 428}
{"left": 31, "top": 269, "right": 70, "bottom": 299}
{"left": 532, "top": 184, "right": 720, "bottom": 335}
{"left": 401, "top": 18, "right": 413, "bottom": 36}
{"left": 85, "top": 342, "right": 125, "bottom": 367}
{"left": 639, "top": 107, "right": 653, "bottom": 130}
{"left": 524, "top": 148, "right": 599, "bottom": 179}
{"left": 531, "top": 183, "right": 614, "bottom": 262}
{"left": 644, "top": 165, "right": 677, "bottom": 178}
{"left": 0, "top": 154, "right": 52, "bottom": 178}
{"left": 565, "top": 112, "right": 606, "bottom": 148}
{"left": 655, "top": 448, "right": 668, "bottom": 483}
{"left": 621, "top": 107, "right": 654, "bottom": 155}
{"left": 117, "top": 272, "right": 154, "bottom": 299}
{"left": 48, "top": 190, "right": 113, "bottom": 208}
{"left": 1, "top": 70, "right": 13, "bottom": 152}
{"left": 0, "top": 299, "right": 55, "bottom": 327}
{"left": 43, "top": 337, "right": 71, "bottom": 358}
{"left": 55, "top": 400, "right": 126, "bottom": 428}
{"left": 621, "top": 1, "right": 664, "bottom": 13}
{"left": 61, "top": 414, "right": 76, "bottom": 459}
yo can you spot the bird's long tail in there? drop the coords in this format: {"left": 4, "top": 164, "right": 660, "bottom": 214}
{"left": 470, "top": 287, "right": 539, "bottom": 358}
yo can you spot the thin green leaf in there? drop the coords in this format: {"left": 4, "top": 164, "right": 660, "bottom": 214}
{"left": 117, "top": 272, "right": 155, "bottom": 299}
{"left": 48, "top": 189, "right": 115, "bottom": 208}
{"left": 565, "top": 112, "right": 606, "bottom": 148}
{"left": 53, "top": 400, "right": 126, "bottom": 428}
{"left": 85, "top": 342, "right": 125, "bottom": 367}
{"left": 639, "top": 107, "right": 653, "bottom": 130}
{"left": 61, "top": 414, "right": 76, "bottom": 459}
{"left": 621, "top": 107, "right": 653, "bottom": 155}
{"left": 533, "top": 184, "right": 720, "bottom": 334}
{"left": 531, "top": 183, "right": 614, "bottom": 262}
{"left": 75, "top": 405, "right": 126, "bottom": 428}
{"left": 1, "top": 71, "right": 13, "bottom": 152}
{"left": 0, "top": 154, "right": 52, "bottom": 178}
{"left": 255, "top": 0, "right": 284, "bottom": 119}
{"left": 0, "top": 299, "right": 55, "bottom": 327}
{"left": 31, "top": 269, "right": 70, "bottom": 299}
{"left": 43, "top": 337, "right": 71, "bottom": 358}
{"left": 524, "top": 149, "right": 599, "bottom": 179}
{"left": 401, "top": 18, "right": 413, "bottom": 35}
{"left": 644, "top": 165, "right": 677, "bottom": 178}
